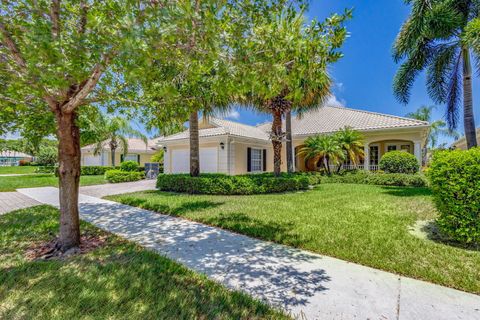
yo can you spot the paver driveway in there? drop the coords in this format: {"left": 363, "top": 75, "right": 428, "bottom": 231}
{"left": 0, "top": 192, "right": 40, "bottom": 215}
{"left": 17, "top": 186, "right": 480, "bottom": 320}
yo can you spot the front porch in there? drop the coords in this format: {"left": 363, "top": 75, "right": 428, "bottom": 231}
{"left": 294, "top": 138, "right": 423, "bottom": 172}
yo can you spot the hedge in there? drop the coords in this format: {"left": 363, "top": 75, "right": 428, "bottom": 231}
{"left": 321, "top": 170, "right": 428, "bottom": 187}
{"left": 105, "top": 170, "right": 145, "bottom": 183}
{"left": 428, "top": 148, "right": 480, "bottom": 244}
{"left": 379, "top": 151, "right": 419, "bottom": 174}
{"left": 120, "top": 160, "right": 139, "bottom": 172}
{"left": 156, "top": 173, "right": 320, "bottom": 195}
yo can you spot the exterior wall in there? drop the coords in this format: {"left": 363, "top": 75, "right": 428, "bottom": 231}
{"left": 452, "top": 130, "right": 480, "bottom": 150}
{"left": 81, "top": 150, "right": 154, "bottom": 167}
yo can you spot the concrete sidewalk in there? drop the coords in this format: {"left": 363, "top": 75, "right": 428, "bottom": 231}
{"left": 18, "top": 187, "right": 480, "bottom": 320}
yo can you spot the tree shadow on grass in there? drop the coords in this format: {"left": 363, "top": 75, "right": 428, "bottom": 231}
{"left": 203, "top": 212, "right": 304, "bottom": 248}
{"left": 118, "top": 197, "right": 224, "bottom": 217}
{"left": 380, "top": 186, "right": 432, "bottom": 197}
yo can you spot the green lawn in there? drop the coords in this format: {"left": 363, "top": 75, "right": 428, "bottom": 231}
{"left": 0, "top": 174, "right": 108, "bottom": 192}
{"left": 0, "top": 206, "right": 287, "bottom": 320}
{"left": 0, "top": 166, "right": 37, "bottom": 174}
{"left": 108, "top": 184, "right": 480, "bottom": 294}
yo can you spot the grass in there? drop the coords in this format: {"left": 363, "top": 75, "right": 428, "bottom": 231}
{"left": 0, "top": 174, "right": 108, "bottom": 192}
{"left": 0, "top": 166, "right": 37, "bottom": 174}
{"left": 0, "top": 206, "right": 287, "bottom": 320}
{"left": 107, "top": 183, "right": 480, "bottom": 294}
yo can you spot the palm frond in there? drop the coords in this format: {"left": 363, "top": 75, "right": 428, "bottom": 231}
{"left": 426, "top": 44, "right": 459, "bottom": 103}
{"left": 445, "top": 51, "right": 463, "bottom": 130}
{"left": 118, "top": 135, "right": 129, "bottom": 157}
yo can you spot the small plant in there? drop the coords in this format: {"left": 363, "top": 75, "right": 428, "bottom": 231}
{"left": 36, "top": 147, "right": 57, "bottom": 166}
{"left": 120, "top": 160, "right": 139, "bottom": 172}
{"left": 428, "top": 148, "right": 480, "bottom": 245}
{"left": 379, "top": 151, "right": 419, "bottom": 174}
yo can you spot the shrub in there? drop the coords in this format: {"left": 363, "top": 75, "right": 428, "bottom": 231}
{"left": 36, "top": 147, "right": 57, "bottom": 166}
{"left": 35, "top": 166, "right": 57, "bottom": 174}
{"left": 81, "top": 166, "right": 112, "bottom": 175}
{"left": 428, "top": 148, "right": 480, "bottom": 244}
{"left": 379, "top": 151, "right": 419, "bottom": 174}
{"left": 105, "top": 169, "right": 145, "bottom": 183}
{"left": 321, "top": 170, "right": 427, "bottom": 187}
{"left": 156, "top": 173, "right": 317, "bottom": 195}
{"left": 120, "top": 160, "right": 139, "bottom": 172}
{"left": 151, "top": 150, "right": 164, "bottom": 163}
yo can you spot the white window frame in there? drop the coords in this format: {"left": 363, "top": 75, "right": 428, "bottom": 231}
{"left": 124, "top": 153, "right": 140, "bottom": 163}
{"left": 250, "top": 148, "right": 263, "bottom": 172}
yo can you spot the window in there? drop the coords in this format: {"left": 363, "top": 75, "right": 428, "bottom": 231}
{"left": 251, "top": 148, "right": 263, "bottom": 172}
{"left": 401, "top": 145, "right": 411, "bottom": 153}
{"left": 123, "top": 154, "right": 140, "bottom": 163}
{"left": 387, "top": 145, "right": 397, "bottom": 152}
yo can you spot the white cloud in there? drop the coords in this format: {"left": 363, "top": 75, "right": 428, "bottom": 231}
{"left": 225, "top": 109, "right": 240, "bottom": 120}
{"left": 324, "top": 95, "right": 346, "bottom": 107}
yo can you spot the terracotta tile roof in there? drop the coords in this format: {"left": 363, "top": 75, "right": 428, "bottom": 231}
{"left": 258, "top": 106, "right": 429, "bottom": 135}
{"left": 82, "top": 138, "right": 158, "bottom": 153}
{"left": 159, "top": 106, "right": 429, "bottom": 143}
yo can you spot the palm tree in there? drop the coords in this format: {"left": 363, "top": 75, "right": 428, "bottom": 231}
{"left": 406, "top": 106, "right": 459, "bottom": 149}
{"left": 334, "top": 127, "right": 365, "bottom": 168}
{"left": 233, "top": 6, "right": 350, "bottom": 176}
{"left": 393, "top": 0, "right": 478, "bottom": 149}
{"left": 300, "top": 135, "right": 345, "bottom": 174}
{"left": 89, "top": 115, "right": 147, "bottom": 167}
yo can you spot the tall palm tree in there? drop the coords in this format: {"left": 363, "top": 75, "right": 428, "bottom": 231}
{"left": 334, "top": 127, "right": 365, "bottom": 168}
{"left": 393, "top": 0, "right": 478, "bottom": 149}
{"left": 406, "top": 106, "right": 459, "bottom": 149}
{"left": 89, "top": 115, "right": 147, "bottom": 167}
{"left": 300, "top": 135, "right": 345, "bottom": 174}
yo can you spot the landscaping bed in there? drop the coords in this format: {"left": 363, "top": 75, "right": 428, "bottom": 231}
{"left": 0, "top": 205, "right": 287, "bottom": 319}
{"left": 108, "top": 183, "right": 480, "bottom": 294}
{"left": 156, "top": 173, "right": 321, "bottom": 195}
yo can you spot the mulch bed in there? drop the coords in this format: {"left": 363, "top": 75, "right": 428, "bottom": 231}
{"left": 25, "top": 233, "right": 108, "bottom": 261}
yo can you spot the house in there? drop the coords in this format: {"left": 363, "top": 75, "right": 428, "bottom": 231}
{"left": 159, "top": 106, "right": 430, "bottom": 174}
{"left": 451, "top": 128, "right": 480, "bottom": 150}
{"left": 0, "top": 150, "right": 33, "bottom": 166}
{"left": 81, "top": 138, "right": 161, "bottom": 166}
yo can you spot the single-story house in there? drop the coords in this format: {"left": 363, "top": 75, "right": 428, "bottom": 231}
{"left": 159, "top": 106, "right": 430, "bottom": 175}
{"left": 81, "top": 138, "right": 161, "bottom": 166}
{"left": 451, "top": 128, "right": 480, "bottom": 150}
{"left": 0, "top": 150, "right": 33, "bottom": 166}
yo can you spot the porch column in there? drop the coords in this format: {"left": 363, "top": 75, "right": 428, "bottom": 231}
{"left": 364, "top": 143, "right": 370, "bottom": 171}
{"left": 414, "top": 140, "right": 422, "bottom": 167}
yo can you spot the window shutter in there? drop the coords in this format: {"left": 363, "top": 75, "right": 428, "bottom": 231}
{"left": 263, "top": 149, "right": 267, "bottom": 171}
{"left": 247, "top": 147, "right": 252, "bottom": 172}
{"left": 120, "top": 154, "right": 124, "bottom": 163}
{"left": 137, "top": 154, "right": 140, "bottom": 164}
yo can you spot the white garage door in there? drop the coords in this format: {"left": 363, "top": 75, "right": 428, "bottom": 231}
{"left": 171, "top": 148, "right": 218, "bottom": 173}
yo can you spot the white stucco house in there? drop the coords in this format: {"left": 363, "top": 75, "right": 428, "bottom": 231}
{"left": 158, "top": 106, "right": 430, "bottom": 175}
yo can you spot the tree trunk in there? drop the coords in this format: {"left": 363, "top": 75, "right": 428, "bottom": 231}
{"left": 110, "top": 138, "right": 118, "bottom": 167}
{"left": 189, "top": 111, "right": 200, "bottom": 177}
{"left": 286, "top": 110, "right": 294, "bottom": 173}
{"left": 323, "top": 157, "right": 330, "bottom": 174}
{"left": 271, "top": 110, "right": 283, "bottom": 176}
{"left": 462, "top": 47, "right": 478, "bottom": 149}
{"left": 56, "top": 110, "right": 81, "bottom": 251}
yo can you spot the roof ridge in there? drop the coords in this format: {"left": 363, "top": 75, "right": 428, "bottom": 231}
{"left": 325, "top": 105, "right": 429, "bottom": 125}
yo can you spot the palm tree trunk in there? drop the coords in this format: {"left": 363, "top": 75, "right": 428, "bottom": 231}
{"left": 323, "top": 157, "right": 330, "bottom": 174}
{"left": 272, "top": 110, "right": 283, "bottom": 176}
{"left": 110, "top": 139, "right": 117, "bottom": 167}
{"left": 56, "top": 110, "right": 81, "bottom": 251}
{"left": 462, "top": 47, "right": 477, "bottom": 149}
{"left": 189, "top": 111, "right": 200, "bottom": 177}
{"left": 286, "top": 110, "right": 294, "bottom": 173}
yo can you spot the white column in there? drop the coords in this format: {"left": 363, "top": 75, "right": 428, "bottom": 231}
{"left": 414, "top": 141, "right": 422, "bottom": 166}
{"left": 364, "top": 143, "right": 370, "bottom": 171}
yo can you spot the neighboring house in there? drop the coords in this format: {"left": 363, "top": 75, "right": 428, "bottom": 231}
{"left": 81, "top": 138, "right": 160, "bottom": 166}
{"left": 0, "top": 150, "right": 33, "bottom": 166}
{"left": 451, "top": 128, "right": 480, "bottom": 150}
{"left": 159, "top": 106, "right": 430, "bottom": 175}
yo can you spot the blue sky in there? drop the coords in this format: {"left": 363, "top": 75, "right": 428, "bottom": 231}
{"left": 223, "top": 0, "right": 480, "bottom": 145}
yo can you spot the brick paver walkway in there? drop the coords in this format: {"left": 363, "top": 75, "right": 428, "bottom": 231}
{"left": 0, "top": 192, "right": 40, "bottom": 215}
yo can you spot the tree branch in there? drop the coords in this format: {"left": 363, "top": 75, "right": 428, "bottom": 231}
{"left": 50, "top": 0, "right": 61, "bottom": 39}
{"left": 78, "top": 1, "right": 88, "bottom": 35}
{"left": 0, "top": 22, "right": 27, "bottom": 71}
{"left": 62, "top": 52, "right": 114, "bottom": 113}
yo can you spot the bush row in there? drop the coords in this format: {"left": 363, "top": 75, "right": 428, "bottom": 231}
{"left": 105, "top": 170, "right": 145, "bottom": 183}
{"left": 428, "top": 148, "right": 480, "bottom": 245}
{"left": 156, "top": 173, "right": 320, "bottom": 195}
{"left": 321, "top": 170, "right": 428, "bottom": 187}
{"left": 35, "top": 165, "right": 147, "bottom": 176}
